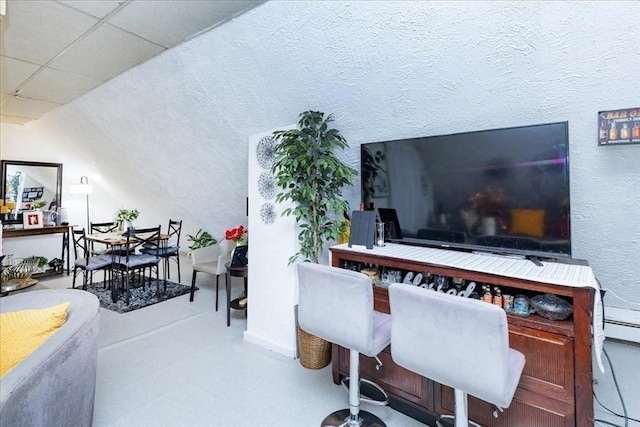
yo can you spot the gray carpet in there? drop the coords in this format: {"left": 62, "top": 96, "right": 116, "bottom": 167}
{"left": 75, "top": 279, "right": 194, "bottom": 313}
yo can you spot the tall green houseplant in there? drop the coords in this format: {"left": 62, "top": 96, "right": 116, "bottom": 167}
{"left": 272, "top": 111, "right": 357, "bottom": 264}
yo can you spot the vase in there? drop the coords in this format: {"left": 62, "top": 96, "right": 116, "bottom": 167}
{"left": 220, "top": 239, "right": 236, "bottom": 252}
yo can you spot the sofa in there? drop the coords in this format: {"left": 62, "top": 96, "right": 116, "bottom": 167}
{"left": 0, "top": 289, "right": 100, "bottom": 427}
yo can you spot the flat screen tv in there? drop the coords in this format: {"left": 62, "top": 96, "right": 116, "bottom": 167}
{"left": 361, "top": 122, "right": 571, "bottom": 260}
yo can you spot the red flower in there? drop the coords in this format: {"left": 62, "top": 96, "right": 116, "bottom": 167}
{"left": 224, "top": 225, "right": 247, "bottom": 242}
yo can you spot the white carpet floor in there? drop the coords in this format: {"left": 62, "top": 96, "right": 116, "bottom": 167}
{"left": 16, "top": 254, "right": 640, "bottom": 426}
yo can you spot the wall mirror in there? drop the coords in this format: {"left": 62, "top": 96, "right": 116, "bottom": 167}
{"left": 1, "top": 160, "right": 63, "bottom": 225}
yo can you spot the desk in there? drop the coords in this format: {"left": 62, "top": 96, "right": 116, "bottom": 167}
{"left": 2, "top": 225, "right": 71, "bottom": 277}
{"left": 225, "top": 262, "right": 247, "bottom": 327}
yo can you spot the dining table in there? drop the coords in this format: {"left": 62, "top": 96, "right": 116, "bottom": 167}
{"left": 86, "top": 230, "right": 170, "bottom": 302}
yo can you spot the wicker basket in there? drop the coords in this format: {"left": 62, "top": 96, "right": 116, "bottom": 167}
{"left": 298, "top": 326, "right": 331, "bottom": 369}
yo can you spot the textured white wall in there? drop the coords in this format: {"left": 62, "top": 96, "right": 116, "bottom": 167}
{"left": 2, "top": 2, "right": 638, "bottom": 347}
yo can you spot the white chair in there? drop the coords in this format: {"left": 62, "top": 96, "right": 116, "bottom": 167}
{"left": 189, "top": 240, "right": 235, "bottom": 310}
{"left": 388, "top": 283, "right": 526, "bottom": 427}
{"left": 297, "top": 262, "right": 391, "bottom": 427}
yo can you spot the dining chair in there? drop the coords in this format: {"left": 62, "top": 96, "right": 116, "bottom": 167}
{"left": 89, "top": 221, "right": 119, "bottom": 255}
{"left": 189, "top": 239, "right": 235, "bottom": 310}
{"left": 112, "top": 225, "right": 163, "bottom": 304}
{"left": 72, "top": 228, "right": 113, "bottom": 291}
{"left": 142, "top": 219, "right": 182, "bottom": 282}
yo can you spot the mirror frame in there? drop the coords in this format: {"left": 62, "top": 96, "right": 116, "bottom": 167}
{"left": 1, "top": 160, "right": 63, "bottom": 225}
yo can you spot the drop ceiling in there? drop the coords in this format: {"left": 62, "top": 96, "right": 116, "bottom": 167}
{"left": 0, "top": 0, "right": 264, "bottom": 124}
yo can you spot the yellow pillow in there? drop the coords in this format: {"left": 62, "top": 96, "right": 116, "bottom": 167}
{"left": 0, "top": 302, "right": 70, "bottom": 378}
{"left": 510, "top": 209, "right": 545, "bottom": 238}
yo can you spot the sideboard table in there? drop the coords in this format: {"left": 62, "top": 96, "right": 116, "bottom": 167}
{"left": 330, "top": 243, "right": 599, "bottom": 427}
{"left": 2, "top": 225, "right": 71, "bottom": 278}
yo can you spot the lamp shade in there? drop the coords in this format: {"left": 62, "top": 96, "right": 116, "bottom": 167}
{"left": 69, "top": 176, "right": 93, "bottom": 195}
{"left": 69, "top": 183, "right": 93, "bottom": 194}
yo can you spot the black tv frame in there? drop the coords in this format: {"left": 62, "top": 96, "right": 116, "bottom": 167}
{"left": 362, "top": 122, "right": 571, "bottom": 262}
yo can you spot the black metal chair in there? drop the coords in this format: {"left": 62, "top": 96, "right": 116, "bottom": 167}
{"left": 112, "top": 225, "right": 163, "bottom": 304}
{"left": 72, "top": 228, "right": 113, "bottom": 290}
{"left": 89, "top": 221, "right": 119, "bottom": 255}
{"left": 142, "top": 219, "right": 182, "bottom": 282}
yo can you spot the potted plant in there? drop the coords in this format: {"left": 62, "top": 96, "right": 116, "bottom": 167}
{"left": 272, "top": 111, "right": 357, "bottom": 264}
{"left": 272, "top": 110, "right": 356, "bottom": 368}
{"left": 186, "top": 229, "right": 217, "bottom": 251}
{"left": 31, "top": 199, "right": 47, "bottom": 210}
{"left": 114, "top": 208, "right": 139, "bottom": 231}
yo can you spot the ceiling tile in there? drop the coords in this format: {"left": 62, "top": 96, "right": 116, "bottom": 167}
{"left": 0, "top": 97, "right": 61, "bottom": 120}
{"left": 0, "top": 0, "right": 98, "bottom": 65}
{"left": 48, "top": 24, "right": 165, "bottom": 81}
{"left": 0, "top": 56, "right": 40, "bottom": 94}
{"left": 58, "top": 0, "right": 122, "bottom": 19}
{"left": 20, "top": 67, "right": 103, "bottom": 104}
{"left": 0, "top": 114, "right": 33, "bottom": 125}
{"left": 107, "top": 0, "right": 263, "bottom": 47}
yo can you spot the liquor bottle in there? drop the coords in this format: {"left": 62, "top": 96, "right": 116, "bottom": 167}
{"left": 633, "top": 122, "right": 640, "bottom": 139}
{"left": 609, "top": 122, "right": 618, "bottom": 140}
{"left": 599, "top": 121, "right": 608, "bottom": 142}
{"left": 493, "top": 287, "right": 503, "bottom": 308}
{"left": 620, "top": 123, "right": 631, "bottom": 139}
{"left": 482, "top": 285, "right": 493, "bottom": 304}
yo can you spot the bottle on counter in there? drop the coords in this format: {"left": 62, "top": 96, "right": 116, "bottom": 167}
{"left": 482, "top": 285, "right": 493, "bottom": 304}
{"left": 493, "top": 287, "right": 503, "bottom": 308}
{"left": 514, "top": 295, "right": 530, "bottom": 317}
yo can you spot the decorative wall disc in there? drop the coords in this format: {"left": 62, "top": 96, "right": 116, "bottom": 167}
{"left": 257, "top": 171, "right": 277, "bottom": 200}
{"left": 256, "top": 136, "right": 276, "bottom": 169}
{"left": 260, "top": 202, "right": 277, "bottom": 224}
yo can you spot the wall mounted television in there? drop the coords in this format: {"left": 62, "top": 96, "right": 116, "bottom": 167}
{"left": 361, "top": 122, "right": 571, "bottom": 260}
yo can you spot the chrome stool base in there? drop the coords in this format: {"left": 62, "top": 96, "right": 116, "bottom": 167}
{"left": 436, "top": 414, "right": 482, "bottom": 427}
{"left": 322, "top": 409, "right": 386, "bottom": 427}
{"left": 341, "top": 378, "right": 389, "bottom": 406}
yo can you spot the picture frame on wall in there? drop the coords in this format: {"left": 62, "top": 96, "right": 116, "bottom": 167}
{"left": 23, "top": 211, "right": 43, "bottom": 229}
{"left": 598, "top": 107, "right": 640, "bottom": 146}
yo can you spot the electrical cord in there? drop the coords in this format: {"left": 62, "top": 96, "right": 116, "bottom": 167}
{"left": 600, "top": 287, "right": 640, "bottom": 307}
{"left": 593, "top": 345, "right": 631, "bottom": 427}
{"left": 595, "top": 391, "right": 640, "bottom": 424}
{"left": 592, "top": 281, "right": 635, "bottom": 427}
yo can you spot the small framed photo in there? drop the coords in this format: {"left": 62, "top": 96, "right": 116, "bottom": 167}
{"left": 23, "top": 211, "right": 44, "bottom": 229}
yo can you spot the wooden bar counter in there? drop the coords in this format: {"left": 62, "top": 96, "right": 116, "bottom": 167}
{"left": 330, "top": 243, "right": 598, "bottom": 427}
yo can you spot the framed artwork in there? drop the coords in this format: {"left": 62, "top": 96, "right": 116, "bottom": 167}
{"left": 598, "top": 108, "right": 640, "bottom": 146}
{"left": 23, "top": 211, "right": 43, "bottom": 229}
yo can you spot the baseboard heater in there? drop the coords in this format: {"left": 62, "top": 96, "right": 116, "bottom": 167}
{"left": 604, "top": 307, "right": 640, "bottom": 344}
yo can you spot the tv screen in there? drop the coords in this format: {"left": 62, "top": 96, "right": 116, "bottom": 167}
{"left": 361, "top": 122, "right": 571, "bottom": 259}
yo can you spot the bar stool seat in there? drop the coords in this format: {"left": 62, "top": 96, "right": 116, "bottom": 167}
{"left": 297, "top": 263, "right": 391, "bottom": 427}
{"left": 388, "top": 283, "right": 525, "bottom": 427}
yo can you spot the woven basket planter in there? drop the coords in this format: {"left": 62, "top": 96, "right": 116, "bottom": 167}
{"left": 298, "top": 326, "right": 331, "bottom": 369}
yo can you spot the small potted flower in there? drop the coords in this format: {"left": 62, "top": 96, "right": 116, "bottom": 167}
{"left": 224, "top": 225, "right": 247, "bottom": 246}
{"left": 114, "top": 208, "right": 139, "bottom": 231}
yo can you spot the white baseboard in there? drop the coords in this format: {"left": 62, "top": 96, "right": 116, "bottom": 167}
{"left": 243, "top": 330, "right": 297, "bottom": 359}
{"left": 604, "top": 307, "right": 640, "bottom": 344}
